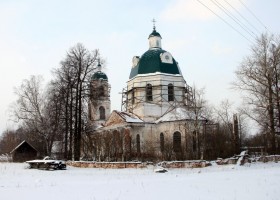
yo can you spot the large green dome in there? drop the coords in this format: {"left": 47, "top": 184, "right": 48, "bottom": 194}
{"left": 129, "top": 48, "right": 181, "bottom": 79}
{"left": 91, "top": 71, "right": 108, "bottom": 81}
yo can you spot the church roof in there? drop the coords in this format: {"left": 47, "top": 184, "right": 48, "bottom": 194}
{"left": 10, "top": 140, "right": 38, "bottom": 154}
{"left": 91, "top": 71, "right": 108, "bottom": 81}
{"left": 129, "top": 48, "right": 182, "bottom": 79}
{"left": 103, "top": 110, "right": 144, "bottom": 128}
{"left": 155, "top": 108, "right": 205, "bottom": 123}
{"left": 115, "top": 110, "right": 144, "bottom": 123}
{"left": 148, "top": 29, "right": 162, "bottom": 39}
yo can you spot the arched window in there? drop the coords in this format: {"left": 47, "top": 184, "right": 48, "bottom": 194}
{"left": 136, "top": 134, "right": 140, "bottom": 153}
{"left": 173, "top": 131, "right": 181, "bottom": 152}
{"left": 160, "top": 133, "right": 164, "bottom": 152}
{"left": 193, "top": 131, "right": 197, "bottom": 152}
{"left": 124, "top": 129, "right": 131, "bottom": 154}
{"left": 131, "top": 89, "right": 135, "bottom": 104}
{"left": 113, "top": 130, "right": 121, "bottom": 159}
{"left": 99, "top": 86, "right": 105, "bottom": 97}
{"left": 168, "top": 84, "right": 174, "bottom": 101}
{"left": 99, "top": 106, "right": 105, "bottom": 120}
{"left": 146, "top": 84, "right": 153, "bottom": 101}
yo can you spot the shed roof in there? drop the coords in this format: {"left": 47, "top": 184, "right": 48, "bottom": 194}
{"left": 10, "top": 140, "right": 38, "bottom": 154}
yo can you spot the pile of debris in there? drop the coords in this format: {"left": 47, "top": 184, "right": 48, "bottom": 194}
{"left": 216, "top": 151, "right": 250, "bottom": 166}
{"left": 216, "top": 151, "right": 280, "bottom": 166}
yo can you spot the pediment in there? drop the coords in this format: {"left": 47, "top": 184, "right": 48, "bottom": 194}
{"left": 104, "top": 110, "right": 144, "bottom": 127}
{"left": 105, "top": 111, "right": 126, "bottom": 127}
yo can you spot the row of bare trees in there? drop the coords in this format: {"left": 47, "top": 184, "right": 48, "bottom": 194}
{"left": 2, "top": 44, "right": 100, "bottom": 160}
{"left": 51, "top": 44, "right": 99, "bottom": 160}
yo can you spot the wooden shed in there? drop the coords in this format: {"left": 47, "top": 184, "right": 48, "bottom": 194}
{"left": 10, "top": 140, "right": 38, "bottom": 162}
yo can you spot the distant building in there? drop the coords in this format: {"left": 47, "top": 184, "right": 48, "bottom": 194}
{"left": 88, "top": 24, "right": 206, "bottom": 161}
{"left": 51, "top": 141, "right": 64, "bottom": 159}
{"left": 10, "top": 140, "right": 38, "bottom": 162}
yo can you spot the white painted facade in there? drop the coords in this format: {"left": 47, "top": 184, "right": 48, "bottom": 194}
{"left": 126, "top": 73, "right": 187, "bottom": 122}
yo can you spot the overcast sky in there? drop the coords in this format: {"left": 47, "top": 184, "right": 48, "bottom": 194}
{"left": 1, "top": 0, "right": 280, "bottom": 135}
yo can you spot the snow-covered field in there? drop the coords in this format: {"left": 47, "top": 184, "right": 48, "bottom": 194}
{"left": 0, "top": 162, "right": 279, "bottom": 200}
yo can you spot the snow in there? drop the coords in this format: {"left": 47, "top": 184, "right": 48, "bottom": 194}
{"left": 154, "top": 166, "right": 168, "bottom": 173}
{"left": 116, "top": 111, "right": 144, "bottom": 123}
{"left": 0, "top": 162, "right": 280, "bottom": 200}
{"left": 236, "top": 151, "right": 247, "bottom": 166}
{"left": 0, "top": 154, "right": 11, "bottom": 162}
{"left": 155, "top": 107, "right": 204, "bottom": 123}
{"left": 130, "top": 72, "right": 182, "bottom": 79}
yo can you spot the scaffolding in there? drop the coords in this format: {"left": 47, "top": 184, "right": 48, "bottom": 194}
{"left": 121, "top": 79, "right": 195, "bottom": 114}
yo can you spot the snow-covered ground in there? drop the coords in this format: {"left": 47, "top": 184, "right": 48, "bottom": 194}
{"left": 0, "top": 162, "right": 279, "bottom": 200}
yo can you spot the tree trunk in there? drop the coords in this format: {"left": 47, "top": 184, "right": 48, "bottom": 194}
{"left": 64, "top": 91, "right": 69, "bottom": 159}
{"left": 69, "top": 87, "right": 73, "bottom": 160}
{"left": 268, "top": 77, "right": 276, "bottom": 153}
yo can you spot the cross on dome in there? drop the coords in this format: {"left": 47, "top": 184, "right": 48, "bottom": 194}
{"left": 152, "top": 18, "right": 156, "bottom": 30}
{"left": 97, "top": 58, "right": 102, "bottom": 71}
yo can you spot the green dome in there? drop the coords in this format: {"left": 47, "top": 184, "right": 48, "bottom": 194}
{"left": 148, "top": 29, "right": 162, "bottom": 39}
{"left": 92, "top": 71, "right": 108, "bottom": 81}
{"left": 129, "top": 49, "right": 181, "bottom": 79}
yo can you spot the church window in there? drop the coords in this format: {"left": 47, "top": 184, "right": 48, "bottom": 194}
{"left": 146, "top": 84, "right": 153, "bottom": 101}
{"left": 173, "top": 131, "right": 181, "bottom": 152}
{"left": 136, "top": 134, "right": 140, "bottom": 153}
{"left": 156, "top": 40, "right": 160, "bottom": 47}
{"left": 125, "top": 129, "right": 131, "bottom": 154}
{"left": 160, "top": 133, "right": 164, "bottom": 152}
{"left": 132, "top": 89, "right": 135, "bottom": 104}
{"left": 99, "top": 106, "right": 105, "bottom": 120}
{"left": 168, "top": 84, "right": 174, "bottom": 101}
{"left": 193, "top": 131, "right": 197, "bottom": 152}
{"left": 99, "top": 86, "right": 105, "bottom": 97}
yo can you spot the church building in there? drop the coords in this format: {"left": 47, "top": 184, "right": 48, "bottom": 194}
{"left": 89, "top": 24, "right": 207, "bottom": 161}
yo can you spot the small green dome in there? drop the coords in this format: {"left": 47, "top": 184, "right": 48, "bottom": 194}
{"left": 129, "top": 49, "right": 181, "bottom": 79}
{"left": 148, "top": 29, "right": 162, "bottom": 39}
{"left": 91, "top": 71, "right": 108, "bottom": 81}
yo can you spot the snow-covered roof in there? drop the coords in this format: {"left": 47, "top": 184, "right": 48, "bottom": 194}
{"left": 51, "top": 141, "right": 63, "bottom": 153}
{"left": 115, "top": 110, "right": 144, "bottom": 123}
{"left": 155, "top": 107, "right": 205, "bottom": 123}
{"left": 129, "top": 71, "right": 183, "bottom": 82}
{"left": 10, "top": 140, "right": 38, "bottom": 154}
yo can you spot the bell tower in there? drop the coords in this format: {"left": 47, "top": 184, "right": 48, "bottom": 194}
{"left": 89, "top": 61, "right": 111, "bottom": 128}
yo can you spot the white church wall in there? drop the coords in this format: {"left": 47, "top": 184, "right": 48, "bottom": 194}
{"left": 127, "top": 73, "right": 187, "bottom": 121}
{"left": 129, "top": 120, "right": 203, "bottom": 157}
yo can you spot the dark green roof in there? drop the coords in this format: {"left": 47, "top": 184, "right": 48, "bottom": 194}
{"left": 92, "top": 71, "right": 108, "bottom": 81}
{"left": 129, "top": 49, "right": 181, "bottom": 79}
{"left": 148, "top": 29, "right": 162, "bottom": 39}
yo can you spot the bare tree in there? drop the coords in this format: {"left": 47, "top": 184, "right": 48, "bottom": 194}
{"left": 52, "top": 43, "right": 99, "bottom": 160}
{"left": 233, "top": 33, "right": 280, "bottom": 153}
{"left": 190, "top": 86, "right": 210, "bottom": 159}
{"left": 11, "top": 75, "right": 63, "bottom": 155}
{"left": 12, "top": 76, "right": 48, "bottom": 154}
{"left": 0, "top": 129, "right": 23, "bottom": 154}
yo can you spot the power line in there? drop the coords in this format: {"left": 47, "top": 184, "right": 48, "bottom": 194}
{"left": 238, "top": 0, "right": 269, "bottom": 32}
{"left": 223, "top": 0, "right": 262, "bottom": 35}
{"left": 211, "top": 0, "right": 258, "bottom": 39}
{"left": 196, "top": 0, "right": 254, "bottom": 44}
